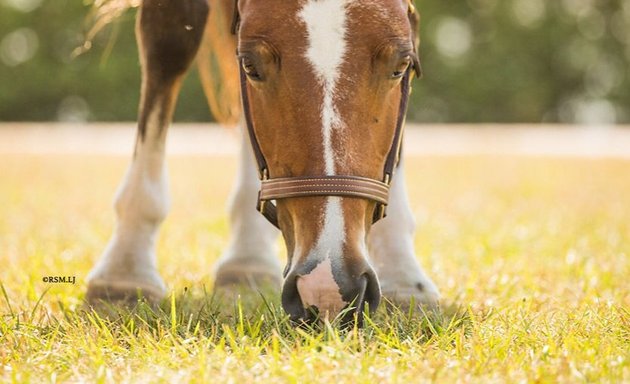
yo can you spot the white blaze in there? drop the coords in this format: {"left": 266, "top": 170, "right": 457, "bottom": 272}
{"left": 299, "top": 0, "right": 350, "bottom": 287}
{"left": 300, "top": 0, "right": 348, "bottom": 175}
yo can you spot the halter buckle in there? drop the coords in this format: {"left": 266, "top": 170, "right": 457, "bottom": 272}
{"left": 373, "top": 173, "right": 392, "bottom": 222}
{"left": 257, "top": 194, "right": 266, "bottom": 214}
{"left": 377, "top": 204, "right": 387, "bottom": 221}
{"left": 259, "top": 167, "right": 269, "bottom": 181}
{"left": 257, "top": 168, "right": 269, "bottom": 213}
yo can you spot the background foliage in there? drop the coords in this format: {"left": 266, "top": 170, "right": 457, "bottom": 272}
{"left": 0, "top": 0, "right": 629, "bottom": 123}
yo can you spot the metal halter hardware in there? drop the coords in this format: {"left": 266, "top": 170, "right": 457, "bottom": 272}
{"left": 233, "top": 1, "right": 419, "bottom": 229}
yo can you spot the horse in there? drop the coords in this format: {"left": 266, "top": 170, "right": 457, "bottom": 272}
{"left": 85, "top": 0, "right": 440, "bottom": 324}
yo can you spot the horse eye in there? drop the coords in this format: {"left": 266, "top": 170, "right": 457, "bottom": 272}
{"left": 242, "top": 58, "right": 262, "bottom": 80}
{"left": 391, "top": 57, "right": 411, "bottom": 79}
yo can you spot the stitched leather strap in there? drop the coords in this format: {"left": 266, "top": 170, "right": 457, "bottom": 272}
{"left": 257, "top": 176, "right": 390, "bottom": 227}
{"left": 239, "top": 66, "right": 268, "bottom": 179}
{"left": 260, "top": 176, "right": 390, "bottom": 204}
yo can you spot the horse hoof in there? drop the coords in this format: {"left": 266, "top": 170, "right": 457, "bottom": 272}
{"left": 214, "top": 265, "right": 282, "bottom": 291}
{"left": 85, "top": 279, "right": 167, "bottom": 309}
{"left": 381, "top": 283, "right": 440, "bottom": 313}
{"left": 213, "top": 263, "right": 282, "bottom": 307}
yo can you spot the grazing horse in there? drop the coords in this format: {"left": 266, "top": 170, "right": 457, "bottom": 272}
{"left": 86, "top": 0, "right": 440, "bottom": 323}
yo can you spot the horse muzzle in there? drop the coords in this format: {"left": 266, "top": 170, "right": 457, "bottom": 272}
{"left": 281, "top": 255, "right": 381, "bottom": 326}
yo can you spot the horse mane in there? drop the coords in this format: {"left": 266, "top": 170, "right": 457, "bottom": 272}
{"left": 196, "top": 0, "right": 241, "bottom": 126}
{"left": 85, "top": 0, "right": 241, "bottom": 126}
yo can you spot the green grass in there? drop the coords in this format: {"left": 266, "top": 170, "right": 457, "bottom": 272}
{"left": 1, "top": 154, "right": 629, "bottom": 382}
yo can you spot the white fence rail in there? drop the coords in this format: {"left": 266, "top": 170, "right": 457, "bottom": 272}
{"left": 1, "top": 123, "right": 630, "bottom": 158}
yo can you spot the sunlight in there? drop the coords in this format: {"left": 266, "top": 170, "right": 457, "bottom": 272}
{"left": 1, "top": 0, "right": 43, "bottom": 13}
{"left": 434, "top": 17, "right": 472, "bottom": 60}
{"left": 511, "top": 0, "right": 546, "bottom": 28}
{"left": 0, "top": 28, "right": 39, "bottom": 67}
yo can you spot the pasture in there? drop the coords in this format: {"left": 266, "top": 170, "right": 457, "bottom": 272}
{"left": 1, "top": 125, "right": 629, "bottom": 382}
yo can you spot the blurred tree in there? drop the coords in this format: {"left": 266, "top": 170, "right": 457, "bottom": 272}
{"left": 412, "top": 0, "right": 630, "bottom": 124}
{"left": 0, "top": 0, "right": 210, "bottom": 122}
{"left": 0, "top": 0, "right": 628, "bottom": 123}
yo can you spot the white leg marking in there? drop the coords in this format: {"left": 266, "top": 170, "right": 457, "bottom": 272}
{"left": 87, "top": 106, "right": 169, "bottom": 297}
{"left": 214, "top": 127, "right": 280, "bottom": 284}
{"left": 368, "top": 161, "right": 440, "bottom": 304}
{"left": 300, "top": 0, "right": 349, "bottom": 175}
{"left": 299, "top": 0, "right": 350, "bottom": 277}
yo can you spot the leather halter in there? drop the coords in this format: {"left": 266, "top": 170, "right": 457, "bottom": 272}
{"left": 233, "top": 1, "right": 419, "bottom": 229}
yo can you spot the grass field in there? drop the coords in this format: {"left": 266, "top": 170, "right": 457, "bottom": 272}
{"left": 1, "top": 153, "right": 629, "bottom": 382}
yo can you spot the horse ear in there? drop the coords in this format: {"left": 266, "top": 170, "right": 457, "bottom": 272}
{"left": 407, "top": 1, "right": 423, "bottom": 78}
{"left": 412, "top": 55, "right": 423, "bottom": 79}
{"left": 230, "top": 0, "right": 240, "bottom": 35}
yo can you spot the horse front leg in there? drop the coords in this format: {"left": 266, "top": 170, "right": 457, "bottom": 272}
{"left": 368, "top": 160, "right": 440, "bottom": 310}
{"left": 86, "top": 0, "right": 209, "bottom": 306}
{"left": 212, "top": 129, "right": 282, "bottom": 296}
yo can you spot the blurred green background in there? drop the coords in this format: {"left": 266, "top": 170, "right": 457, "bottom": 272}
{"left": 0, "top": 0, "right": 629, "bottom": 123}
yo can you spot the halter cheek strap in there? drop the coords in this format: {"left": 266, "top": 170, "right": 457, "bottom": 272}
{"left": 234, "top": 0, "right": 418, "bottom": 229}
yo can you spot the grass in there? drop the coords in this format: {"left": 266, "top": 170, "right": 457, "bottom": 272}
{"left": 1, "top": 154, "right": 629, "bottom": 382}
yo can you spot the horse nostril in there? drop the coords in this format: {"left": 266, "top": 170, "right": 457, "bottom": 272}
{"left": 335, "top": 274, "right": 367, "bottom": 327}
{"left": 339, "top": 272, "right": 381, "bottom": 327}
{"left": 362, "top": 269, "right": 381, "bottom": 314}
{"left": 281, "top": 273, "right": 307, "bottom": 322}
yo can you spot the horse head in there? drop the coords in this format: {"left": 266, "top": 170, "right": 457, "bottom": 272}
{"left": 235, "top": 0, "right": 421, "bottom": 323}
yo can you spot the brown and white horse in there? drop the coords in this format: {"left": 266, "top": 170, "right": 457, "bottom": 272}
{"left": 86, "top": 0, "right": 439, "bottom": 323}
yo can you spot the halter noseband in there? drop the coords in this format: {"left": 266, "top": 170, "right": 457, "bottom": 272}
{"left": 233, "top": 1, "right": 419, "bottom": 229}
